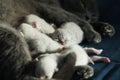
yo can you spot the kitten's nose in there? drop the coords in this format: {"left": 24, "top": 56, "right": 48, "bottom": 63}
{"left": 59, "top": 40, "right": 64, "bottom": 45}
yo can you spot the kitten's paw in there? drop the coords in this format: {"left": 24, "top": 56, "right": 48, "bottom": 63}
{"left": 74, "top": 65, "right": 94, "bottom": 79}
{"left": 86, "top": 30, "right": 102, "bottom": 43}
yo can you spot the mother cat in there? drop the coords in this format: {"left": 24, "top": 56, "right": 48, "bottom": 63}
{"left": 0, "top": 0, "right": 115, "bottom": 80}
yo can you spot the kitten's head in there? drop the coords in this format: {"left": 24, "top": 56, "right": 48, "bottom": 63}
{"left": 51, "top": 29, "right": 65, "bottom": 45}
{"left": 19, "top": 23, "right": 37, "bottom": 39}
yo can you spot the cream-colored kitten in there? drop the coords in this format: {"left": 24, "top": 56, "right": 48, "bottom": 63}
{"left": 35, "top": 44, "right": 89, "bottom": 79}
{"left": 35, "top": 53, "right": 61, "bottom": 79}
{"left": 51, "top": 22, "right": 84, "bottom": 47}
{"left": 25, "top": 14, "right": 55, "bottom": 34}
{"left": 19, "top": 23, "right": 63, "bottom": 53}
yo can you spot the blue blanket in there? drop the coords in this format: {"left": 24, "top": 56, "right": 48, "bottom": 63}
{"left": 84, "top": 0, "right": 120, "bottom": 80}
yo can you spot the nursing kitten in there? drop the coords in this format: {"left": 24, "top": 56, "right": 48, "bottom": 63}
{"left": 50, "top": 22, "right": 84, "bottom": 47}
{"left": 35, "top": 53, "right": 62, "bottom": 79}
{"left": 35, "top": 44, "right": 93, "bottom": 79}
{"left": 19, "top": 23, "right": 63, "bottom": 53}
{"left": 25, "top": 14, "right": 55, "bottom": 34}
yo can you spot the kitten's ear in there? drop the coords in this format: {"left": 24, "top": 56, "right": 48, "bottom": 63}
{"left": 50, "top": 23, "right": 57, "bottom": 29}
{"left": 32, "top": 22, "right": 37, "bottom": 28}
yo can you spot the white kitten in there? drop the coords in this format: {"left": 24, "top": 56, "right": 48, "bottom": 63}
{"left": 51, "top": 22, "right": 84, "bottom": 47}
{"left": 84, "top": 47, "right": 110, "bottom": 64}
{"left": 90, "top": 56, "right": 110, "bottom": 63}
{"left": 62, "top": 45, "right": 89, "bottom": 66}
{"left": 35, "top": 53, "right": 61, "bottom": 79}
{"left": 25, "top": 14, "right": 55, "bottom": 34}
{"left": 19, "top": 23, "right": 63, "bottom": 53}
{"left": 35, "top": 44, "right": 89, "bottom": 79}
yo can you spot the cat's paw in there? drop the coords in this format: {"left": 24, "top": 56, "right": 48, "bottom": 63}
{"left": 101, "top": 23, "right": 115, "bottom": 37}
{"left": 86, "top": 30, "right": 102, "bottom": 43}
{"left": 74, "top": 65, "right": 94, "bottom": 79}
{"left": 92, "top": 22, "right": 115, "bottom": 37}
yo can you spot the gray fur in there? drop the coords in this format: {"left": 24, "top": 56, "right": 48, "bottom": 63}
{"left": 0, "top": 0, "right": 102, "bottom": 43}
{"left": 0, "top": 22, "right": 31, "bottom": 80}
{"left": 0, "top": 22, "right": 94, "bottom": 80}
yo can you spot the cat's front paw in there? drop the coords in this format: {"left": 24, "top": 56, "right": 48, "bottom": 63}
{"left": 92, "top": 22, "right": 115, "bottom": 37}
{"left": 101, "top": 23, "right": 115, "bottom": 37}
{"left": 74, "top": 65, "right": 94, "bottom": 79}
{"left": 86, "top": 30, "right": 101, "bottom": 43}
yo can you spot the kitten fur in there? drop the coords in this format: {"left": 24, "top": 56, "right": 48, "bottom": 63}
{"left": 19, "top": 23, "right": 63, "bottom": 53}
{"left": 0, "top": 0, "right": 100, "bottom": 79}
{"left": 35, "top": 44, "right": 89, "bottom": 79}
{"left": 51, "top": 22, "right": 84, "bottom": 47}
{"left": 0, "top": 22, "right": 80, "bottom": 80}
{"left": 25, "top": 14, "right": 55, "bottom": 34}
{"left": 35, "top": 53, "right": 61, "bottom": 79}
{"left": 0, "top": 22, "right": 37, "bottom": 80}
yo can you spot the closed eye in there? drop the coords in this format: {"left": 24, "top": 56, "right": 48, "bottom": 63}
{"left": 54, "top": 38, "right": 59, "bottom": 42}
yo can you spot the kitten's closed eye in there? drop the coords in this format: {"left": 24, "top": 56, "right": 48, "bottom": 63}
{"left": 54, "top": 34, "right": 65, "bottom": 45}
{"left": 54, "top": 38, "right": 59, "bottom": 42}
{"left": 51, "top": 32, "right": 62, "bottom": 40}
